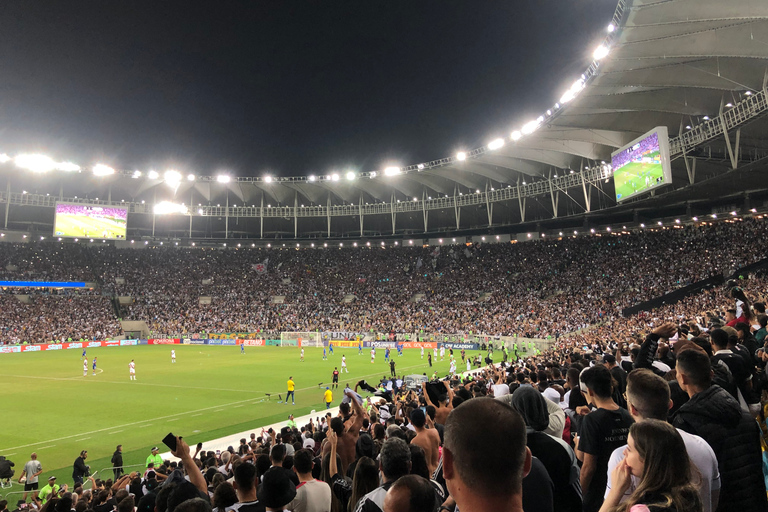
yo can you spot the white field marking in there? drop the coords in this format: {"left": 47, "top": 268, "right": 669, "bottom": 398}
{"left": 139, "top": 425, "right": 152, "bottom": 428}
{"left": 191, "top": 413, "right": 202, "bottom": 417}
{"left": 109, "top": 430, "right": 123, "bottom": 435}
{"left": 166, "top": 418, "right": 179, "bottom": 422}
{"left": 5, "top": 453, "right": 15, "bottom": 457}
{"left": 74, "top": 437, "right": 91, "bottom": 442}
{"left": 38, "top": 445, "right": 56, "bottom": 450}
{"left": 5, "top": 373, "right": 254, "bottom": 394}
{"left": 0, "top": 395, "right": 267, "bottom": 452}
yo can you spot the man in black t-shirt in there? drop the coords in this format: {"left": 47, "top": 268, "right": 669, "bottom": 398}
{"left": 575, "top": 365, "right": 633, "bottom": 512}
{"left": 332, "top": 368, "right": 339, "bottom": 389}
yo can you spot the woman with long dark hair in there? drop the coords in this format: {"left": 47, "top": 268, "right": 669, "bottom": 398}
{"left": 600, "top": 420, "right": 702, "bottom": 512}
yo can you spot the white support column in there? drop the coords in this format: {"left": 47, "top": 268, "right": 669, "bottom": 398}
{"left": 294, "top": 192, "right": 298, "bottom": 238}
{"left": 453, "top": 187, "right": 460, "bottom": 229}
{"left": 422, "top": 191, "right": 428, "bottom": 233}
{"left": 359, "top": 196, "right": 364, "bottom": 236}
{"left": 260, "top": 194, "right": 264, "bottom": 239}
{"left": 549, "top": 171, "right": 559, "bottom": 218}
{"left": 581, "top": 170, "right": 591, "bottom": 212}
{"left": 485, "top": 182, "right": 493, "bottom": 226}
{"left": 225, "top": 194, "right": 229, "bottom": 239}
{"left": 189, "top": 190, "right": 193, "bottom": 238}
{"left": 517, "top": 180, "right": 526, "bottom": 223}
{"left": 327, "top": 194, "right": 331, "bottom": 238}
{"left": 152, "top": 190, "right": 157, "bottom": 237}
{"left": 4, "top": 179, "right": 10, "bottom": 228}
{"left": 391, "top": 194, "right": 396, "bottom": 235}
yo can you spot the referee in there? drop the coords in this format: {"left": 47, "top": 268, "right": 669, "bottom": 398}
{"left": 286, "top": 376, "right": 295, "bottom": 405}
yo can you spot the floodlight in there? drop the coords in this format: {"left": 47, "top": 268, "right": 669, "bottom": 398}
{"left": 148, "top": 170, "right": 159, "bottom": 179}
{"left": 0, "top": 153, "right": 10, "bottom": 163}
{"left": 685, "top": 125, "right": 691, "bottom": 130}
{"left": 57, "top": 162, "right": 81, "bottom": 172}
{"left": 439, "top": 239, "right": 443, "bottom": 243}
{"left": 308, "top": 175, "right": 316, "bottom": 182}
{"left": 353, "top": 242, "right": 358, "bottom": 247}
{"left": 745, "top": 91, "right": 753, "bottom": 96}
{"left": 384, "top": 167, "right": 401, "bottom": 176}
{"left": 187, "top": 174, "right": 196, "bottom": 181}
{"left": 521, "top": 119, "right": 541, "bottom": 135}
{"left": 217, "top": 175, "right": 231, "bottom": 183}
{"left": 607, "top": 23, "right": 615, "bottom": 32}
{"left": 264, "top": 175, "right": 272, "bottom": 183}
{"left": 593, "top": 44, "right": 609, "bottom": 60}
{"left": 154, "top": 201, "right": 189, "bottom": 215}
{"left": 370, "top": 171, "right": 377, "bottom": 178}
{"left": 331, "top": 173, "right": 339, "bottom": 181}
{"left": 164, "top": 170, "right": 182, "bottom": 185}
{"left": 380, "top": 241, "right": 385, "bottom": 246}
{"left": 510, "top": 131, "right": 522, "bottom": 141}
{"left": 559, "top": 79, "right": 585, "bottom": 104}
{"left": 417, "top": 164, "right": 424, "bottom": 170}
{"left": 456, "top": 152, "right": 467, "bottom": 161}
{"left": 692, "top": 217, "right": 698, "bottom": 221}
{"left": 488, "top": 138, "right": 504, "bottom": 150}
{"left": 346, "top": 171, "right": 355, "bottom": 181}
{"left": 413, "top": 197, "right": 418, "bottom": 202}
{"left": 93, "top": 164, "right": 115, "bottom": 176}
{"left": 15, "top": 154, "right": 56, "bottom": 172}
{"left": 132, "top": 170, "right": 142, "bottom": 179}
{"left": 725, "top": 103, "right": 733, "bottom": 107}
{"left": 702, "top": 116, "right": 710, "bottom": 120}
{"left": 675, "top": 219, "right": 681, "bottom": 223}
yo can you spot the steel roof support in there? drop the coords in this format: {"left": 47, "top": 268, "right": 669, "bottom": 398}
{"left": 390, "top": 194, "right": 396, "bottom": 235}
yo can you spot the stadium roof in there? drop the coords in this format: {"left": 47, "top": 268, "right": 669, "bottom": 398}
{"left": 2, "top": 0, "right": 768, "bottom": 239}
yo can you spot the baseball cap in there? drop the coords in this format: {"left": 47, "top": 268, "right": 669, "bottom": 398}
{"left": 151, "top": 447, "right": 159, "bottom": 452}
{"left": 326, "top": 386, "right": 329, "bottom": 390}
{"left": 48, "top": 476, "right": 56, "bottom": 481}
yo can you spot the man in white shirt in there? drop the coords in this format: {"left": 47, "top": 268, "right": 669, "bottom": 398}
{"left": 288, "top": 449, "right": 330, "bottom": 512}
{"left": 605, "top": 369, "right": 720, "bottom": 512}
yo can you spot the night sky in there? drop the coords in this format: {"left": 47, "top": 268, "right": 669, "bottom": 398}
{"left": 0, "top": 1, "right": 616, "bottom": 177}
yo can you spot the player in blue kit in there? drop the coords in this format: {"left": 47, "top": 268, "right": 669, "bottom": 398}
{"left": 385, "top": 347, "right": 390, "bottom": 362}
{"left": 329, "top": 343, "right": 334, "bottom": 355}
{"left": 241, "top": 342, "right": 245, "bottom": 354}
{"left": 323, "top": 346, "right": 327, "bottom": 360}
{"left": 92, "top": 357, "right": 97, "bottom": 375}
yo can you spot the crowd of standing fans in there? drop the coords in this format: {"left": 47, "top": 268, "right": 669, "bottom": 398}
{"left": 1, "top": 218, "right": 767, "bottom": 343}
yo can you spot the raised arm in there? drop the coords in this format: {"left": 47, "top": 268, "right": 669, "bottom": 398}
{"left": 421, "top": 381, "right": 435, "bottom": 407}
{"left": 327, "top": 430, "right": 339, "bottom": 478}
{"left": 171, "top": 436, "right": 207, "bottom": 495}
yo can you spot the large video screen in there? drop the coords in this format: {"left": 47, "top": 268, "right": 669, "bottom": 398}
{"left": 54, "top": 203, "right": 128, "bottom": 239}
{"left": 611, "top": 126, "right": 672, "bottom": 202}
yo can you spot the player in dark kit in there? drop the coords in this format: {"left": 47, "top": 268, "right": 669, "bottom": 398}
{"left": 332, "top": 367, "right": 339, "bottom": 389}
{"left": 427, "top": 352, "right": 432, "bottom": 367}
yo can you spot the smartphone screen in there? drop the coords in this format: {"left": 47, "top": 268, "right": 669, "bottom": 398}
{"left": 162, "top": 432, "right": 177, "bottom": 452}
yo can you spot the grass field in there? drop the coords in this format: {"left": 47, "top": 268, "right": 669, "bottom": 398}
{"left": 54, "top": 214, "right": 126, "bottom": 239}
{"left": 0, "top": 345, "right": 458, "bottom": 485}
{"left": 614, "top": 150, "right": 664, "bottom": 201}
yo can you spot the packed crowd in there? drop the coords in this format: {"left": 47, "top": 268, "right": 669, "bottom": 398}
{"left": 11, "top": 272, "right": 768, "bottom": 512}
{"left": 0, "top": 217, "right": 767, "bottom": 343}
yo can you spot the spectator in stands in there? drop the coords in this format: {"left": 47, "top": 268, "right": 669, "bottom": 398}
{"left": 258, "top": 469, "right": 296, "bottom": 512}
{"left": 353, "top": 438, "right": 411, "bottom": 512}
{"left": 605, "top": 369, "right": 720, "bottom": 512}
{"left": 443, "top": 398, "right": 530, "bottom": 512}
{"left": 288, "top": 449, "right": 330, "bottom": 512}
{"left": 231, "top": 462, "right": 264, "bottom": 512}
{"left": 382, "top": 475, "right": 436, "bottom": 512}
{"left": 408, "top": 410, "right": 439, "bottom": 477}
{"left": 673, "top": 349, "right": 767, "bottom": 512}
{"left": 575, "top": 366, "right": 634, "bottom": 512}
{"left": 602, "top": 420, "right": 703, "bottom": 512}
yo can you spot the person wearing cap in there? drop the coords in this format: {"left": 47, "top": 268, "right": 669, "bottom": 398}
{"left": 258, "top": 468, "right": 296, "bottom": 512}
{"left": 323, "top": 387, "right": 333, "bottom": 409}
{"left": 38, "top": 477, "right": 63, "bottom": 505}
{"left": 145, "top": 447, "right": 163, "bottom": 470}
{"left": 287, "top": 415, "right": 297, "bottom": 430}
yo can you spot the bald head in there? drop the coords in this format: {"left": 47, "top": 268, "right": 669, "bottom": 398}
{"left": 383, "top": 475, "right": 436, "bottom": 512}
{"left": 444, "top": 398, "right": 528, "bottom": 498}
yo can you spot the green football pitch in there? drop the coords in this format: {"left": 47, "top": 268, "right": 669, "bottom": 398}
{"left": 54, "top": 214, "right": 126, "bottom": 239}
{"left": 0, "top": 345, "right": 459, "bottom": 484}
{"left": 613, "top": 153, "right": 664, "bottom": 201}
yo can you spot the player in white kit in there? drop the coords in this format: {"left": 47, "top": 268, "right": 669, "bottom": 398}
{"left": 129, "top": 359, "right": 136, "bottom": 380}
{"left": 440, "top": 346, "right": 445, "bottom": 360}
{"left": 450, "top": 360, "right": 456, "bottom": 375}
{"left": 433, "top": 347, "right": 438, "bottom": 359}
{"left": 466, "top": 358, "right": 471, "bottom": 372}
{"left": 83, "top": 358, "right": 88, "bottom": 377}
{"left": 171, "top": 349, "right": 176, "bottom": 363}
{"left": 300, "top": 348, "right": 305, "bottom": 362}
{"left": 420, "top": 347, "right": 424, "bottom": 359}
{"left": 341, "top": 355, "right": 348, "bottom": 373}
{"left": 370, "top": 348, "right": 375, "bottom": 364}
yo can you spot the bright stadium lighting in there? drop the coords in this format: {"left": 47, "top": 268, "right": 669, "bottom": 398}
{"left": 308, "top": 175, "right": 316, "bottom": 182}
{"left": 607, "top": 23, "right": 615, "bottom": 32}
{"left": 187, "top": 174, "right": 196, "bottom": 181}
{"left": 488, "top": 138, "right": 504, "bottom": 150}
{"left": 353, "top": 242, "right": 358, "bottom": 247}
{"left": 370, "top": 171, "right": 377, "bottom": 178}
{"left": 164, "top": 170, "right": 182, "bottom": 186}
{"left": 725, "top": 103, "right": 733, "bottom": 107}
{"left": 198, "top": 208, "right": 203, "bottom": 214}
{"left": 15, "top": 154, "right": 56, "bottom": 172}
{"left": 346, "top": 171, "right": 355, "bottom": 181}
{"left": 154, "top": 201, "right": 189, "bottom": 215}
{"left": 384, "top": 167, "right": 401, "bottom": 176}
{"left": 0, "top": 153, "right": 10, "bottom": 163}
{"left": 593, "top": 44, "right": 609, "bottom": 60}
{"left": 692, "top": 216, "right": 698, "bottom": 221}
{"left": 456, "top": 152, "right": 467, "bottom": 161}
{"left": 93, "top": 164, "right": 115, "bottom": 176}
{"left": 57, "top": 162, "right": 81, "bottom": 172}
{"left": 559, "top": 78, "right": 585, "bottom": 104}
{"left": 264, "top": 175, "right": 272, "bottom": 183}
{"left": 510, "top": 130, "right": 522, "bottom": 141}
{"left": 413, "top": 197, "right": 418, "bottom": 202}
{"left": 417, "top": 164, "right": 424, "bottom": 170}
{"left": 147, "top": 170, "right": 159, "bottom": 179}
{"left": 521, "top": 119, "right": 541, "bottom": 135}
{"left": 217, "top": 175, "right": 231, "bottom": 183}
{"left": 331, "top": 173, "right": 339, "bottom": 181}
{"left": 132, "top": 170, "right": 142, "bottom": 179}
{"left": 745, "top": 91, "right": 753, "bottom": 96}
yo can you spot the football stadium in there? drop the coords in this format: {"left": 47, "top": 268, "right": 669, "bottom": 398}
{"left": 2, "top": 1, "right": 768, "bottom": 512}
